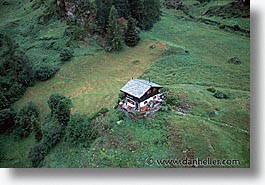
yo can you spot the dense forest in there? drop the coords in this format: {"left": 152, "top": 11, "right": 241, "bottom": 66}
{"left": 0, "top": 0, "right": 250, "bottom": 168}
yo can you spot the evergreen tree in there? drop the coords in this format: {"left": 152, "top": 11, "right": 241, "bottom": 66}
{"left": 128, "top": 0, "right": 160, "bottom": 30}
{"left": 142, "top": 0, "right": 161, "bottom": 30}
{"left": 107, "top": 6, "right": 124, "bottom": 51}
{"left": 96, "top": 0, "right": 113, "bottom": 33}
{"left": 113, "top": 0, "right": 129, "bottom": 18}
{"left": 125, "top": 17, "right": 140, "bottom": 47}
{"left": 128, "top": 0, "right": 144, "bottom": 28}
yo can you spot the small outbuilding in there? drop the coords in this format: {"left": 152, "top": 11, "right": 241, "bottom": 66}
{"left": 118, "top": 79, "right": 164, "bottom": 117}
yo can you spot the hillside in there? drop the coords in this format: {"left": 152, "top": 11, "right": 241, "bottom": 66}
{"left": 0, "top": 0, "right": 250, "bottom": 168}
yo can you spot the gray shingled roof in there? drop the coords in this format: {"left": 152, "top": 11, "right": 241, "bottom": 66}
{"left": 120, "top": 79, "right": 162, "bottom": 99}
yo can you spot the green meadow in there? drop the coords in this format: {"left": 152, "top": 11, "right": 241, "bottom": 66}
{"left": 0, "top": 0, "right": 249, "bottom": 167}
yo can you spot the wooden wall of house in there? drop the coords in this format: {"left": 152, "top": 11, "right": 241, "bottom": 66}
{"left": 139, "top": 87, "right": 162, "bottom": 102}
{"left": 123, "top": 93, "right": 140, "bottom": 103}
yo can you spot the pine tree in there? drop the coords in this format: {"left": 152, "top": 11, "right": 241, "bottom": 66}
{"left": 107, "top": 6, "right": 124, "bottom": 51}
{"left": 128, "top": 0, "right": 144, "bottom": 28}
{"left": 96, "top": 0, "right": 113, "bottom": 33}
{"left": 113, "top": 0, "right": 129, "bottom": 18}
{"left": 142, "top": 0, "right": 161, "bottom": 30}
{"left": 125, "top": 17, "right": 140, "bottom": 47}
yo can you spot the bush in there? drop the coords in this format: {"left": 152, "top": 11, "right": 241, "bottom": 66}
{"left": 35, "top": 64, "right": 59, "bottom": 81}
{"left": 15, "top": 102, "right": 39, "bottom": 138}
{"left": 47, "top": 94, "right": 72, "bottom": 126}
{"left": 42, "top": 125, "right": 64, "bottom": 149}
{"left": 118, "top": 111, "right": 125, "bottom": 120}
{"left": 65, "top": 114, "right": 98, "bottom": 146}
{"left": 29, "top": 119, "right": 64, "bottom": 167}
{"left": 162, "top": 46, "right": 189, "bottom": 57}
{"left": 118, "top": 92, "right": 125, "bottom": 101}
{"left": 11, "top": 51, "right": 35, "bottom": 87}
{"left": 197, "top": 0, "right": 211, "bottom": 4}
{"left": 0, "top": 34, "right": 35, "bottom": 109}
{"left": 60, "top": 49, "right": 73, "bottom": 63}
{"left": 166, "top": 94, "right": 178, "bottom": 106}
{"left": 213, "top": 90, "right": 229, "bottom": 99}
{"left": 0, "top": 76, "right": 26, "bottom": 109}
{"left": 0, "top": 108, "right": 16, "bottom": 133}
{"left": 90, "top": 107, "right": 109, "bottom": 120}
{"left": 28, "top": 144, "right": 46, "bottom": 168}
{"left": 98, "top": 107, "right": 109, "bottom": 115}
{"left": 207, "top": 87, "right": 216, "bottom": 93}
{"left": 32, "top": 118, "right": 42, "bottom": 142}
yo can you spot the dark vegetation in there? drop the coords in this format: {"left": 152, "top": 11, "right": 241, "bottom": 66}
{"left": 26, "top": 93, "right": 104, "bottom": 167}
{"left": 14, "top": 102, "right": 41, "bottom": 139}
{"left": 125, "top": 17, "right": 140, "bottom": 47}
{"left": 203, "top": 0, "right": 250, "bottom": 18}
{"left": 162, "top": 0, "right": 250, "bottom": 36}
{"left": 0, "top": 0, "right": 160, "bottom": 113}
{"left": 0, "top": 108, "right": 16, "bottom": 133}
{"left": 65, "top": 114, "right": 99, "bottom": 146}
{"left": 47, "top": 93, "right": 73, "bottom": 126}
{"left": 0, "top": 34, "right": 34, "bottom": 109}
{"left": 0, "top": 0, "right": 249, "bottom": 168}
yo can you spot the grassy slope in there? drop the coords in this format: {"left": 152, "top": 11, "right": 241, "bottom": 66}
{"left": 0, "top": 0, "right": 250, "bottom": 167}
{"left": 15, "top": 40, "right": 165, "bottom": 118}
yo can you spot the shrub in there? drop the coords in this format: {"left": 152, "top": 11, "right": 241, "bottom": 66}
{"left": 32, "top": 118, "right": 42, "bottom": 142}
{"left": 11, "top": 51, "right": 35, "bottom": 87}
{"left": 65, "top": 114, "right": 98, "bottom": 146}
{"left": 207, "top": 87, "right": 216, "bottom": 93}
{"left": 28, "top": 144, "right": 46, "bottom": 168}
{"left": 213, "top": 90, "right": 229, "bottom": 99}
{"left": 0, "top": 108, "right": 16, "bottom": 133}
{"left": 29, "top": 119, "right": 64, "bottom": 167}
{"left": 15, "top": 102, "right": 39, "bottom": 138}
{"left": 59, "top": 49, "right": 73, "bottom": 63}
{"left": 90, "top": 107, "right": 109, "bottom": 120}
{"left": 42, "top": 125, "right": 64, "bottom": 149}
{"left": 47, "top": 94, "right": 72, "bottom": 126}
{"left": 0, "top": 34, "right": 35, "bottom": 109}
{"left": 197, "top": 0, "right": 211, "bottom": 4}
{"left": 228, "top": 57, "right": 241, "bottom": 65}
{"left": 98, "top": 107, "right": 109, "bottom": 115}
{"left": 118, "top": 92, "right": 125, "bottom": 101}
{"left": 35, "top": 64, "right": 59, "bottom": 81}
{"left": 162, "top": 46, "right": 189, "bottom": 57}
{"left": 166, "top": 94, "right": 178, "bottom": 106}
{"left": 0, "top": 79, "right": 26, "bottom": 109}
{"left": 116, "top": 110, "right": 125, "bottom": 120}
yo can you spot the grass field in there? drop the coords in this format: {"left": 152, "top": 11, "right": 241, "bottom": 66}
{"left": 0, "top": 0, "right": 250, "bottom": 168}
{"left": 15, "top": 40, "right": 165, "bottom": 118}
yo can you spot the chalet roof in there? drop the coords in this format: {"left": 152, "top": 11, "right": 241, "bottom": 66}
{"left": 120, "top": 79, "right": 162, "bottom": 99}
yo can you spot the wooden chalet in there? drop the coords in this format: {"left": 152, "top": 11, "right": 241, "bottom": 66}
{"left": 118, "top": 79, "right": 164, "bottom": 117}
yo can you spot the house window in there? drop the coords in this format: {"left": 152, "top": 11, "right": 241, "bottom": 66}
{"left": 147, "top": 90, "right": 151, "bottom": 95}
{"left": 127, "top": 99, "right": 135, "bottom": 105}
